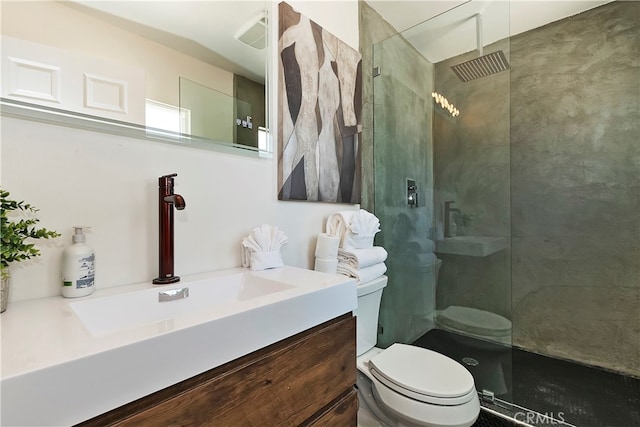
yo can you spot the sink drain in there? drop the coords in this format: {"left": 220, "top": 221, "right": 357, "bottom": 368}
{"left": 462, "top": 357, "right": 479, "bottom": 366}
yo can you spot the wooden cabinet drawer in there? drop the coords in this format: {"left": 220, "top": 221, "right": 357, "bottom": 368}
{"left": 79, "top": 314, "right": 356, "bottom": 426}
{"left": 306, "top": 389, "right": 358, "bottom": 427}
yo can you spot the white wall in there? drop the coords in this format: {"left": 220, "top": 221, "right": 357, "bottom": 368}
{"left": 0, "top": 0, "right": 359, "bottom": 302}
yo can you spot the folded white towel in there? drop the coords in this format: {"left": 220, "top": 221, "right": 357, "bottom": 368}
{"left": 338, "top": 247, "right": 388, "bottom": 269}
{"left": 349, "top": 209, "right": 381, "bottom": 236}
{"left": 241, "top": 224, "right": 288, "bottom": 271}
{"left": 337, "top": 262, "right": 387, "bottom": 284}
{"left": 326, "top": 209, "right": 381, "bottom": 250}
{"left": 343, "top": 231, "right": 375, "bottom": 251}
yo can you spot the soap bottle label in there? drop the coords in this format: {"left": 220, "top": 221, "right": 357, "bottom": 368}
{"left": 77, "top": 253, "right": 95, "bottom": 289}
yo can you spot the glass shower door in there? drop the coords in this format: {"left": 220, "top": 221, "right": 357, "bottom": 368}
{"left": 372, "top": 30, "right": 437, "bottom": 349}
{"left": 372, "top": 0, "right": 513, "bottom": 408}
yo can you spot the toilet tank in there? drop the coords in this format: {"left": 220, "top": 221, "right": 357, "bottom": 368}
{"left": 355, "top": 276, "right": 388, "bottom": 356}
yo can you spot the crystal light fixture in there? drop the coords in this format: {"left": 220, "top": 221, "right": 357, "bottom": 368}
{"left": 432, "top": 92, "right": 459, "bottom": 117}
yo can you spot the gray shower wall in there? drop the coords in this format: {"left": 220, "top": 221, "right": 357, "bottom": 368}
{"left": 509, "top": 1, "right": 640, "bottom": 376}
{"left": 434, "top": 1, "right": 639, "bottom": 376}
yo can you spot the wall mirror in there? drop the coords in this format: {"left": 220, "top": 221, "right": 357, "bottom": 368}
{"left": 0, "top": 1, "right": 271, "bottom": 155}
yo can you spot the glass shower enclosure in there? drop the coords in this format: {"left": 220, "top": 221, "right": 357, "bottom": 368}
{"left": 372, "top": 0, "right": 513, "bottom": 408}
{"left": 371, "top": 0, "right": 640, "bottom": 424}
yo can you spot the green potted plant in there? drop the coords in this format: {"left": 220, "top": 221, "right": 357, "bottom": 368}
{"left": 1, "top": 189, "right": 60, "bottom": 312}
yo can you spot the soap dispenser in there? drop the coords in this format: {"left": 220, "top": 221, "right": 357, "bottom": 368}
{"left": 61, "top": 226, "right": 95, "bottom": 298}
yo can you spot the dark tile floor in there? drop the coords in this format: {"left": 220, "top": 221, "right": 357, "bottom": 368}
{"left": 413, "top": 329, "right": 640, "bottom": 427}
{"left": 473, "top": 409, "right": 517, "bottom": 427}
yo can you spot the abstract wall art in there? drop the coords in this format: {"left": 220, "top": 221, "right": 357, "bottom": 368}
{"left": 278, "top": 2, "right": 362, "bottom": 203}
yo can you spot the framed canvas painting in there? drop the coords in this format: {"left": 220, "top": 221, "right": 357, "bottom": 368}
{"left": 278, "top": 2, "right": 362, "bottom": 203}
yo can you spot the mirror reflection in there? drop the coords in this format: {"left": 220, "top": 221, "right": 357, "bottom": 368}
{"left": 0, "top": 1, "right": 269, "bottom": 152}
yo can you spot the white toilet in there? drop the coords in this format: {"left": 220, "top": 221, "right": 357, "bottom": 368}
{"left": 355, "top": 276, "right": 480, "bottom": 427}
{"left": 436, "top": 306, "right": 511, "bottom": 346}
{"left": 434, "top": 305, "right": 512, "bottom": 396}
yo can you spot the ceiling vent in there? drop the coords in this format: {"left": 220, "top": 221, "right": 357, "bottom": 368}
{"left": 235, "top": 12, "right": 267, "bottom": 50}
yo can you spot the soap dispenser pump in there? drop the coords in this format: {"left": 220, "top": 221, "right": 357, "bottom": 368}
{"left": 61, "top": 226, "right": 95, "bottom": 298}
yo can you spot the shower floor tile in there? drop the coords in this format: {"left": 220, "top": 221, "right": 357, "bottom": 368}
{"left": 473, "top": 408, "right": 517, "bottom": 427}
{"left": 412, "top": 329, "right": 640, "bottom": 427}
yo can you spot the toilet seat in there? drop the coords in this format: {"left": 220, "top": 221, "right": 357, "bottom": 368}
{"left": 437, "top": 306, "right": 511, "bottom": 339}
{"left": 369, "top": 344, "right": 476, "bottom": 406}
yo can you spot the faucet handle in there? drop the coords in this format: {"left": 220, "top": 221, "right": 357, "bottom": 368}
{"left": 158, "top": 173, "right": 178, "bottom": 188}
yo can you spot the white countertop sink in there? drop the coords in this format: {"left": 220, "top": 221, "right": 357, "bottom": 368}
{"left": 436, "top": 236, "right": 508, "bottom": 257}
{"left": 70, "top": 273, "right": 296, "bottom": 336}
{"left": 1, "top": 266, "right": 356, "bottom": 426}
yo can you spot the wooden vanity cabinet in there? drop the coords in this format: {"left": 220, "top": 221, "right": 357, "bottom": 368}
{"left": 78, "top": 313, "right": 357, "bottom": 426}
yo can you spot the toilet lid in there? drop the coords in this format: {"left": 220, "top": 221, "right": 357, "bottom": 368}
{"left": 369, "top": 344, "right": 475, "bottom": 402}
{"left": 437, "top": 306, "right": 512, "bottom": 338}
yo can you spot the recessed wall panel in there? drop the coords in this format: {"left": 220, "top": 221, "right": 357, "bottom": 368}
{"left": 7, "top": 57, "right": 61, "bottom": 103}
{"left": 84, "top": 73, "right": 128, "bottom": 114}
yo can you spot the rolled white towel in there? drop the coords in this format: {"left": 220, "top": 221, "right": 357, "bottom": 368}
{"left": 241, "top": 224, "right": 288, "bottom": 271}
{"left": 338, "top": 247, "right": 388, "bottom": 269}
{"left": 337, "top": 262, "right": 387, "bottom": 284}
{"left": 326, "top": 210, "right": 356, "bottom": 241}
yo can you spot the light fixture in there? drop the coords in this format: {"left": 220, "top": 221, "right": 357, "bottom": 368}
{"left": 432, "top": 92, "right": 459, "bottom": 117}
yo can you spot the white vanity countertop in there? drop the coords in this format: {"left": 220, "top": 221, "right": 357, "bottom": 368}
{"left": 0, "top": 266, "right": 356, "bottom": 426}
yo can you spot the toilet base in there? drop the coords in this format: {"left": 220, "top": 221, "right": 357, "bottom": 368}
{"left": 357, "top": 370, "right": 396, "bottom": 426}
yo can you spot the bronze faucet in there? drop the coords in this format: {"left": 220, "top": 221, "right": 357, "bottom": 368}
{"left": 153, "top": 173, "right": 186, "bottom": 284}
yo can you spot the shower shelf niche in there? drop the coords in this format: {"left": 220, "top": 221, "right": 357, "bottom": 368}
{"left": 435, "top": 236, "right": 508, "bottom": 257}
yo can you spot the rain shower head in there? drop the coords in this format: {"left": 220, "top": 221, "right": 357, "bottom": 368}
{"left": 451, "top": 50, "right": 510, "bottom": 82}
{"left": 451, "top": 13, "right": 510, "bottom": 82}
